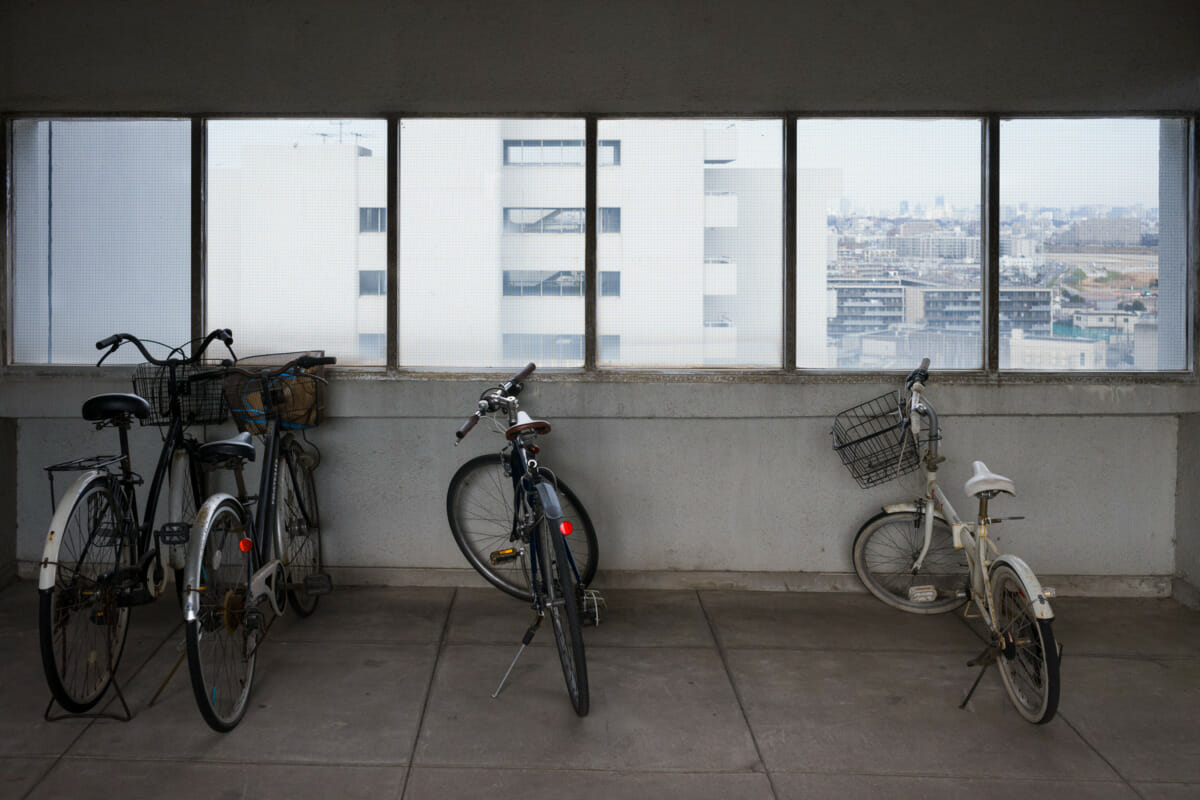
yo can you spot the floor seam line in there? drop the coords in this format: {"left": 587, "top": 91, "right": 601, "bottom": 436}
{"left": 1057, "top": 711, "right": 1148, "bottom": 800}
{"left": 399, "top": 585, "right": 456, "bottom": 800}
{"left": 696, "top": 589, "right": 781, "bottom": 800}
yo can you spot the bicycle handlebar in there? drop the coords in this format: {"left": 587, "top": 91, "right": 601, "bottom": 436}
{"left": 95, "top": 329, "right": 235, "bottom": 367}
{"left": 455, "top": 363, "right": 537, "bottom": 442}
{"left": 221, "top": 353, "right": 337, "bottom": 383}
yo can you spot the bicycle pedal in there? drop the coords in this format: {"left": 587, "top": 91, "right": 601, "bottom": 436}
{"left": 490, "top": 547, "right": 521, "bottom": 565}
{"left": 302, "top": 573, "right": 333, "bottom": 595}
{"left": 580, "top": 588, "right": 606, "bottom": 627}
{"left": 907, "top": 585, "right": 938, "bottom": 603}
{"left": 157, "top": 522, "right": 190, "bottom": 545}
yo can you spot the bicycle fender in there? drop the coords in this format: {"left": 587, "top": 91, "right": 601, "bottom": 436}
{"left": 991, "top": 554, "right": 1055, "bottom": 620}
{"left": 534, "top": 481, "right": 564, "bottom": 521}
{"left": 39, "top": 470, "right": 107, "bottom": 590}
{"left": 183, "top": 492, "right": 240, "bottom": 622}
{"left": 880, "top": 502, "right": 950, "bottom": 525}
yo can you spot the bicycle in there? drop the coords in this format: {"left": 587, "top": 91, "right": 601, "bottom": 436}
{"left": 832, "top": 358, "right": 1061, "bottom": 724}
{"left": 181, "top": 351, "right": 335, "bottom": 731}
{"left": 37, "top": 329, "right": 236, "bottom": 717}
{"left": 450, "top": 363, "right": 597, "bottom": 716}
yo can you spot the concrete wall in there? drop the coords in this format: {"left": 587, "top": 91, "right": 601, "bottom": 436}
{"left": 1176, "top": 415, "right": 1200, "bottom": 606}
{"left": 2, "top": 0, "right": 1199, "bottom": 593}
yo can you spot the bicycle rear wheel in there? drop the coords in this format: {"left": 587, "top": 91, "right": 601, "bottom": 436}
{"left": 447, "top": 453, "right": 597, "bottom": 601}
{"left": 277, "top": 437, "right": 322, "bottom": 616}
{"left": 990, "top": 564, "right": 1060, "bottom": 724}
{"left": 38, "top": 478, "right": 133, "bottom": 712}
{"left": 538, "top": 507, "right": 589, "bottom": 716}
{"left": 852, "top": 510, "right": 969, "bottom": 614}
{"left": 185, "top": 498, "right": 257, "bottom": 732}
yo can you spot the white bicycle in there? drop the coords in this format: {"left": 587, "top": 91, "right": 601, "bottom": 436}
{"left": 833, "top": 358, "right": 1061, "bottom": 724}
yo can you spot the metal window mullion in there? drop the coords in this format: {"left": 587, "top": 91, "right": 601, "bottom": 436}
{"left": 584, "top": 117, "right": 597, "bottom": 371}
{"left": 784, "top": 116, "right": 797, "bottom": 372}
{"left": 191, "top": 116, "right": 205, "bottom": 345}
{"left": 1190, "top": 116, "right": 1200, "bottom": 374}
{"left": 983, "top": 116, "right": 1000, "bottom": 373}
{"left": 1, "top": 117, "right": 9, "bottom": 365}
{"left": 387, "top": 117, "right": 399, "bottom": 370}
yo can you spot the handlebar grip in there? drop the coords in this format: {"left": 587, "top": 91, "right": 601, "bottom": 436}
{"left": 217, "top": 329, "right": 234, "bottom": 345}
{"left": 456, "top": 415, "right": 479, "bottom": 440}
{"left": 919, "top": 357, "right": 930, "bottom": 372}
{"left": 510, "top": 363, "right": 536, "bottom": 384}
{"left": 96, "top": 334, "right": 122, "bottom": 350}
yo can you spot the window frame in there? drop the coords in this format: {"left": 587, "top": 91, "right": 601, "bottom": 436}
{"left": 2, "top": 112, "right": 1196, "bottom": 382}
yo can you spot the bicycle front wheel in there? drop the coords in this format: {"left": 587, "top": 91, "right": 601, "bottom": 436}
{"left": 539, "top": 508, "right": 589, "bottom": 716}
{"left": 990, "top": 564, "right": 1060, "bottom": 724}
{"left": 185, "top": 498, "right": 257, "bottom": 732}
{"left": 277, "top": 437, "right": 322, "bottom": 617}
{"left": 38, "top": 477, "right": 133, "bottom": 713}
{"left": 852, "top": 510, "right": 969, "bottom": 614}
{"left": 447, "top": 454, "right": 598, "bottom": 601}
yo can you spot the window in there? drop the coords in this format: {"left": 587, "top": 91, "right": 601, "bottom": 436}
{"left": 597, "top": 119, "right": 783, "bottom": 367}
{"left": 206, "top": 119, "right": 388, "bottom": 365}
{"left": 502, "top": 207, "right": 621, "bottom": 234}
{"left": 358, "top": 333, "right": 386, "bottom": 362}
{"left": 359, "top": 270, "right": 386, "bottom": 295}
{"left": 503, "top": 139, "right": 621, "bottom": 166}
{"left": 400, "top": 119, "right": 585, "bottom": 368}
{"left": 359, "top": 207, "right": 386, "bottom": 233}
{"left": 795, "top": 119, "right": 982, "bottom": 370}
{"left": 9, "top": 118, "right": 192, "bottom": 364}
{"left": 999, "top": 118, "right": 1188, "bottom": 371}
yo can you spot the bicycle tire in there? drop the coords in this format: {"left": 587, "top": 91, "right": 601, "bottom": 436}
{"left": 539, "top": 504, "right": 589, "bottom": 716}
{"left": 38, "top": 477, "right": 133, "bottom": 713}
{"left": 990, "top": 564, "right": 1060, "bottom": 724}
{"left": 277, "top": 436, "right": 322, "bottom": 617}
{"left": 852, "top": 509, "right": 969, "bottom": 614}
{"left": 447, "top": 453, "right": 598, "bottom": 601}
{"left": 185, "top": 497, "right": 257, "bottom": 732}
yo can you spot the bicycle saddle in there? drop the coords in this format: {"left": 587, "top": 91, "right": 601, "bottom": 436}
{"left": 505, "top": 410, "right": 551, "bottom": 441}
{"left": 82, "top": 393, "right": 151, "bottom": 422}
{"left": 197, "top": 431, "right": 256, "bottom": 464}
{"left": 964, "top": 460, "right": 1015, "bottom": 497}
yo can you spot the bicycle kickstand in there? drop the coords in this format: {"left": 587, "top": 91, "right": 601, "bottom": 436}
{"left": 959, "top": 643, "right": 1000, "bottom": 710}
{"left": 492, "top": 616, "right": 542, "bottom": 699}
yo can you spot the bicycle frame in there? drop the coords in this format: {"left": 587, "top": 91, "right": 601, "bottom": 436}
{"left": 503, "top": 437, "right": 584, "bottom": 598}
{"left": 896, "top": 383, "right": 1054, "bottom": 630}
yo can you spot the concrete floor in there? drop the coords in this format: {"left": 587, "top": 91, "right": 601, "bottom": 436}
{"left": 1, "top": 582, "right": 1198, "bottom": 800}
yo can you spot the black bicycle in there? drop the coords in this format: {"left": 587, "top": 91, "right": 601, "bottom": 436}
{"left": 182, "top": 351, "right": 334, "bottom": 731}
{"left": 451, "top": 363, "right": 595, "bottom": 715}
{"left": 37, "top": 329, "right": 236, "bottom": 716}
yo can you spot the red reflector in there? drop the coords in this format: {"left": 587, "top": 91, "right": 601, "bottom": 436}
{"left": 239, "top": 538, "right": 253, "bottom": 553}
{"left": 559, "top": 521, "right": 574, "bottom": 536}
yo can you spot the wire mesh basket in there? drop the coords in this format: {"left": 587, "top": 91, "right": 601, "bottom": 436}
{"left": 132, "top": 361, "right": 228, "bottom": 428}
{"left": 224, "top": 351, "right": 327, "bottom": 436}
{"left": 832, "top": 391, "right": 920, "bottom": 488}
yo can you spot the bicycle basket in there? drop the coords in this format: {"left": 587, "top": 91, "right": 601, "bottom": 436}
{"left": 831, "top": 391, "right": 920, "bottom": 489}
{"left": 224, "top": 351, "right": 327, "bottom": 436}
{"left": 132, "top": 361, "right": 229, "bottom": 428}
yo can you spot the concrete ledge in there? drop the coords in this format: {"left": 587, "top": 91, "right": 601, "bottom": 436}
{"left": 17, "top": 561, "right": 1177, "bottom": 598}
{"left": 1173, "top": 577, "right": 1200, "bottom": 609}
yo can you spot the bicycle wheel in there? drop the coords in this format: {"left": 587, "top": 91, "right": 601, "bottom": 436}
{"left": 185, "top": 498, "right": 257, "bottom": 732}
{"left": 38, "top": 477, "right": 134, "bottom": 713}
{"left": 277, "top": 437, "right": 322, "bottom": 616}
{"left": 172, "top": 451, "right": 204, "bottom": 608}
{"left": 852, "top": 510, "right": 969, "bottom": 614}
{"left": 447, "top": 453, "right": 598, "bottom": 601}
{"left": 538, "top": 505, "right": 589, "bottom": 716}
{"left": 990, "top": 564, "right": 1060, "bottom": 724}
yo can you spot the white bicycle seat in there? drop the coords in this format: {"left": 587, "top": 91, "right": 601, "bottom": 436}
{"left": 964, "top": 460, "right": 1015, "bottom": 498}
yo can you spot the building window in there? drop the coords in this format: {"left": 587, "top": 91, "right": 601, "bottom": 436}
{"left": 599, "top": 207, "right": 621, "bottom": 234}
{"left": 502, "top": 333, "right": 583, "bottom": 366}
{"left": 503, "top": 207, "right": 620, "bottom": 234}
{"left": 359, "top": 206, "right": 386, "bottom": 233}
{"left": 600, "top": 271, "right": 621, "bottom": 297}
{"left": 9, "top": 118, "right": 192, "bottom": 364}
{"left": 358, "top": 333, "right": 386, "bottom": 362}
{"left": 503, "top": 139, "right": 621, "bottom": 166}
{"left": 501, "top": 270, "right": 621, "bottom": 297}
{"left": 359, "top": 270, "right": 386, "bottom": 296}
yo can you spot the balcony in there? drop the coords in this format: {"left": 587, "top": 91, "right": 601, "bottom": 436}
{"left": 704, "top": 126, "right": 737, "bottom": 163}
